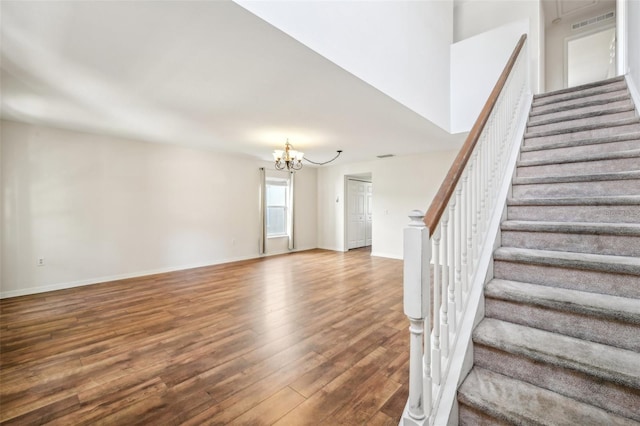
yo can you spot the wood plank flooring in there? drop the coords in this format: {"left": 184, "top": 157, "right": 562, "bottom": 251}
{"left": 0, "top": 248, "right": 408, "bottom": 425}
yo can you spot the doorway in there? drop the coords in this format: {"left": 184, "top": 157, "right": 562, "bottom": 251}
{"left": 346, "top": 176, "right": 372, "bottom": 250}
{"left": 566, "top": 26, "right": 616, "bottom": 88}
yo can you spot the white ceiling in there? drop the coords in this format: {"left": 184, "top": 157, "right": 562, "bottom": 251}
{"left": 0, "top": 1, "right": 463, "bottom": 165}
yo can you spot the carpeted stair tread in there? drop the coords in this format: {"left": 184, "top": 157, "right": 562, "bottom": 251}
{"left": 521, "top": 131, "right": 640, "bottom": 152}
{"left": 507, "top": 195, "right": 640, "bottom": 206}
{"left": 500, "top": 220, "right": 640, "bottom": 257}
{"left": 532, "top": 79, "right": 628, "bottom": 107}
{"left": 458, "top": 367, "right": 638, "bottom": 426}
{"left": 528, "top": 99, "right": 634, "bottom": 125}
{"left": 517, "top": 148, "right": 640, "bottom": 168}
{"left": 533, "top": 76, "right": 625, "bottom": 100}
{"left": 531, "top": 89, "right": 632, "bottom": 116}
{"left": 527, "top": 106, "right": 636, "bottom": 133}
{"left": 473, "top": 318, "right": 640, "bottom": 389}
{"left": 517, "top": 158, "right": 640, "bottom": 179}
{"left": 530, "top": 92, "right": 632, "bottom": 118}
{"left": 501, "top": 220, "right": 640, "bottom": 236}
{"left": 484, "top": 280, "right": 640, "bottom": 351}
{"left": 485, "top": 279, "right": 640, "bottom": 325}
{"left": 524, "top": 116, "right": 640, "bottom": 139}
{"left": 506, "top": 196, "right": 640, "bottom": 224}
{"left": 513, "top": 170, "right": 640, "bottom": 185}
{"left": 493, "top": 247, "right": 640, "bottom": 275}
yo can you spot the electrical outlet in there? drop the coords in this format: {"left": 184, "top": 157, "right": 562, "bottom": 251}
{"left": 37, "top": 257, "right": 45, "bottom": 266}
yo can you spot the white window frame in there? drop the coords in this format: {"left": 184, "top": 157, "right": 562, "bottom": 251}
{"left": 265, "top": 178, "right": 289, "bottom": 238}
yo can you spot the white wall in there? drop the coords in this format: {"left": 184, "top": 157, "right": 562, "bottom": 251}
{"left": 451, "top": 19, "right": 529, "bottom": 133}
{"left": 454, "top": 0, "right": 544, "bottom": 93}
{"left": 317, "top": 150, "right": 458, "bottom": 259}
{"left": 627, "top": 0, "right": 640, "bottom": 103}
{"left": 538, "top": 2, "right": 548, "bottom": 93}
{"left": 1, "top": 120, "right": 317, "bottom": 297}
{"left": 235, "top": 0, "right": 453, "bottom": 131}
{"left": 545, "top": 4, "right": 616, "bottom": 91}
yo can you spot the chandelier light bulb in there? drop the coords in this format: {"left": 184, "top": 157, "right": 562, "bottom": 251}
{"left": 272, "top": 139, "right": 341, "bottom": 171}
{"left": 273, "top": 140, "right": 303, "bottom": 171}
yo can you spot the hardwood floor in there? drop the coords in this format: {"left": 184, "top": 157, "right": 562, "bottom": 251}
{"left": 0, "top": 248, "right": 408, "bottom": 425}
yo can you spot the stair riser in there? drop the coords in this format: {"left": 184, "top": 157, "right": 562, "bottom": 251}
{"left": 528, "top": 99, "right": 634, "bottom": 126}
{"left": 494, "top": 260, "right": 640, "bottom": 298}
{"left": 507, "top": 204, "right": 640, "bottom": 223}
{"left": 532, "top": 82, "right": 628, "bottom": 107}
{"left": 459, "top": 404, "right": 510, "bottom": 426}
{"left": 535, "top": 77, "right": 624, "bottom": 98}
{"left": 524, "top": 123, "right": 640, "bottom": 147}
{"left": 517, "top": 157, "right": 640, "bottom": 178}
{"left": 500, "top": 230, "right": 640, "bottom": 257}
{"left": 520, "top": 139, "right": 640, "bottom": 162}
{"left": 527, "top": 111, "right": 636, "bottom": 135}
{"left": 531, "top": 90, "right": 630, "bottom": 116}
{"left": 512, "top": 179, "right": 640, "bottom": 198}
{"left": 484, "top": 298, "right": 640, "bottom": 351}
{"left": 473, "top": 345, "right": 640, "bottom": 422}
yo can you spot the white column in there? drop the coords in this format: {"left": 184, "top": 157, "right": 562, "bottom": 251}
{"left": 402, "top": 210, "right": 432, "bottom": 422}
{"left": 617, "top": 0, "right": 628, "bottom": 76}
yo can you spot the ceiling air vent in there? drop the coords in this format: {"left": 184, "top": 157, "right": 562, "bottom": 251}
{"left": 376, "top": 154, "right": 394, "bottom": 159}
{"left": 572, "top": 11, "right": 615, "bottom": 31}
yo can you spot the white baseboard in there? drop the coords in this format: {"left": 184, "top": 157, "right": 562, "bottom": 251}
{"left": 370, "top": 251, "right": 402, "bottom": 260}
{"left": 0, "top": 247, "right": 317, "bottom": 299}
{"left": 316, "top": 245, "right": 345, "bottom": 252}
{"left": 625, "top": 74, "right": 640, "bottom": 115}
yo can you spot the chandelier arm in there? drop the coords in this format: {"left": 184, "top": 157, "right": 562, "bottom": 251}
{"left": 303, "top": 150, "right": 343, "bottom": 166}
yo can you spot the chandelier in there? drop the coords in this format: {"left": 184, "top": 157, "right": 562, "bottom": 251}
{"left": 273, "top": 139, "right": 343, "bottom": 171}
{"left": 273, "top": 139, "right": 304, "bottom": 171}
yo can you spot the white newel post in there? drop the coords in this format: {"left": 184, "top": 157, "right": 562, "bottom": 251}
{"left": 402, "top": 210, "right": 431, "bottom": 425}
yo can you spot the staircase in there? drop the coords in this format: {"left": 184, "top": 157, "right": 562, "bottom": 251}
{"left": 457, "top": 76, "right": 640, "bottom": 425}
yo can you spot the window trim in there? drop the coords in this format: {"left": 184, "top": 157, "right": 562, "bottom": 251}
{"left": 265, "top": 177, "right": 289, "bottom": 238}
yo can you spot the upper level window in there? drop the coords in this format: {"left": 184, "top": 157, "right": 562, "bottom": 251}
{"left": 266, "top": 178, "right": 288, "bottom": 237}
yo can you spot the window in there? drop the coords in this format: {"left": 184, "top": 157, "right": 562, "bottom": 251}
{"left": 266, "top": 178, "right": 288, "bottom": 237}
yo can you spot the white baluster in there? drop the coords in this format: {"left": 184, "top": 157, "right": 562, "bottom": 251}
{"left": 455, "top": 185, "right": 463, "bottom": 315}
{"left": 466, "top": 164, "right": 474, "bottom": 289}
{"left": 482, "top": 134, "right": 490, "bottom": 234}
{"left": 478, "top": 142, "right": 486, "bottom": 238}
{"left": 448, "top": 200, "right": 456, "bottom": 331}
{"left": 472, "top": 152, "right": 479, "bottom": 263}
{"left": 440, "top": 212, "right": 449, "bottom": 358}
{"left": 461, "top": 172, "right": 469, "bottom": 295}
{"left": 489, "top": 115, "right": 496, "bottom": 203}
{"left": 432, "top": 226, "right": 441, "bottom": 385}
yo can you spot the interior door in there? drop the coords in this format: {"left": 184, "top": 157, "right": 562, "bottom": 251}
{"left": 365, "top": 182, "right": 372, "bottom": 246}
{"left": 347, "top": 179, "right": 371, "bottom": 249}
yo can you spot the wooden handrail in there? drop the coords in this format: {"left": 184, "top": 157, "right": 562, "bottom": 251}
{"left": 424, "top": 34, "right": 527, "bottom": 234}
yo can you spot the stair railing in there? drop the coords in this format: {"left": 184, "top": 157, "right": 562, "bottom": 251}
{"left": 401, "top": 34, "right": 530, "bottom": 426}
